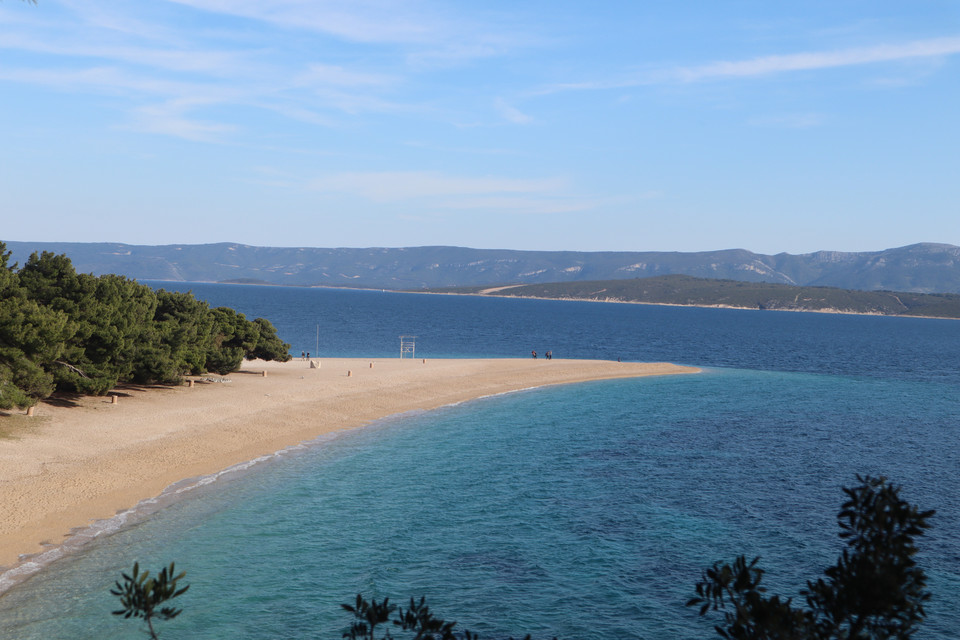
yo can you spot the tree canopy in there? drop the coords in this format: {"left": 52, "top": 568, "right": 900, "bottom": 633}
{"left": 689, "top": 475, "right": 935, "bottom": 639}
{"left": 0, "top": 242, "right": 291, "bottom": 409}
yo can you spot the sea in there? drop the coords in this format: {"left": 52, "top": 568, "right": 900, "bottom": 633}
{"left": 1, "top": 284, "right": 959, "bottom": 639}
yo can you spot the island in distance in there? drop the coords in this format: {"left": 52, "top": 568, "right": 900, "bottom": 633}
{"left": 425, "top": 274, "right": 960, "bottom": 319}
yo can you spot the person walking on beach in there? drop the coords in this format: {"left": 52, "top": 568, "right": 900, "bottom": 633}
{"left": 546, "top": 350, "right": 552, "bottom": 360}
{"left": 301, "top": 350, "right": 306, "bottom": 360}
{"left": 531, "top": 350, "right": 537, "bottom": 359}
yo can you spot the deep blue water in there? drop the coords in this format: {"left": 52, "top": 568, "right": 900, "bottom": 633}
{"left": 1, "top": 284, "right": 958, "bottom": 639}
{"left": 150, "top": 282, "right": 959, "bottom": 383}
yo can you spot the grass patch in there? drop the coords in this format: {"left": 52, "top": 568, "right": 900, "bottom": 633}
{"left": 0, "top": 414, "right": 45, "bottom": 439}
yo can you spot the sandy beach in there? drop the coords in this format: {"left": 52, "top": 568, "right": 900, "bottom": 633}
{"left": 0, "top": 357, "right": 696, "bottom": 579}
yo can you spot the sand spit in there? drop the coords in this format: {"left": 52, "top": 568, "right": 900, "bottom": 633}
{"left": 0, "top": 357, "right": 696, "bottom": 584}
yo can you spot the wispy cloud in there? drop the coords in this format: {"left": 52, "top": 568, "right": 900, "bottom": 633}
{"left": 436, "top": 195, "right": 600, "bottom": 215}
{"left": 2, "top": 1, "right": 516, "bottom": 141}
{"left": 0, "top": 32, "right": 257, "bottom": 75}
{"left": 59, "top": 0, "right": 175, "bottom": 41}
{"left": 305, "top": 170, "right": 622, "bottom": 216}
{"left": 494, "top": 98, "right": 533, "bottom": 124}
{"left": 748, "top": 113, "right": 826, "bottom": 129}
{"left": 165, "top": 0, "right": 438, "bottom": 45}
{"left": 309, "top": 171, "right": 565, "bottom": 202}
{"left": 164, "top": 0, "right": 541, "bottom": 71}
{"left": 672, "top": 36, "right": 960, "bottom": 81}
{"left": 0, "top": 65, "right": 222, "bottom": 98}
{"left": 295, "top": 63, "right": 396, "bottom": 88}
{"left": 538, "top": 35, "right": 960, "bottom": 93}
{"left": 163, "top": 0, "right": 534, "bottom": 59}
{"left": 130, "top": 98, "right": 236, "bottom": 141}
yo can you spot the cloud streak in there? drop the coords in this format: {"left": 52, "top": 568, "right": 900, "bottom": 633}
{"left": 162, "top": 0, "right": 533, "bottom": 60}
{"left": 673, "top": 36, "right": 960, "bottom": 81}
{"left": 309, "top": 171, "right": 565, "bottom": 202}
{"left": 539, "top": 35, "right": 960, "bottom": 93}
{"left": 164, "top": 0, "right": 438, "bottom": 45}
{"left": 130, "top": 99, "right": 237, "bottom": 141}
{"left": 304, "top": 171, "right": 619, "bottom": 216}
{"left": 1, "top": 1, "right": 531, "bottom": 142}
{"left": 494, "top": 98, "right": 533, "bottom": 124}
{"left": 747, "top": 113, "right": 826, "bottom": 129}
{"left": 0, "top": 32, "right": 257, "bottom": 75}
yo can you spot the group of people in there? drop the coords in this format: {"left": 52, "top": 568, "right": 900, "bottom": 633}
{"left": 300, "top": 351, "right": 311, "bottom": 360}
{"left": 531, "top": 350, "right": 552, "bottom": 360}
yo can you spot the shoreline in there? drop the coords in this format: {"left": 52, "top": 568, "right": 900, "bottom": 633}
{"left": 142, "top": 280, "right": 955, "bottom": 320}
{"left": 404, "top": 289, "right": 959, "bottom": 320}
{"left": 0, "top": 357, "right": 697, "bottom": 594}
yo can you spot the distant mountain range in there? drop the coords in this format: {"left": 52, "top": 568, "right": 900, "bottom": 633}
{"left": 4, "top": 241, "right": 960, "bottom": 294}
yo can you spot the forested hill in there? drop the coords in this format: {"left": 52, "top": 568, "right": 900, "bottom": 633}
{"left": 437, "top": 275, "right": 960, "bottom": 319}
{"left": 4, "top": 241, "right": 960, "bottom": 294}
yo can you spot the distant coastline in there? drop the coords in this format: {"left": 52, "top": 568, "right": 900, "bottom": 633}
{"left": 412, "top": 275, "right": 960, "bottom": 320}
{"left": 419, "top": 289, "right": 956, "bottom": 320}
{"left": 147, "top": 277, "right": 960, "bottom": 321}
{"left": 408, "top": 290, "right": 941, "bottom": 319}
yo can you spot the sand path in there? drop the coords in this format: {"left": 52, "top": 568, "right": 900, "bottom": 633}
{"left": 0, "top": 357, "right": 696, "bottom": 576}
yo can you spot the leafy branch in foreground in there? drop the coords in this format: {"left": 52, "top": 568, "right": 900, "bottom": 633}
{"left": 111, "top": 562, "right": 189, "bottom": 640}
{"left": 342, "top": 594, "right": 542, "bottom": 640}
{"left": 689, "top": 475, "right": 935, "bottom": 640}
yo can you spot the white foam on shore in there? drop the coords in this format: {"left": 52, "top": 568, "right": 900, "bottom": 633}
{"left": 0, "top": 434, "right": 330, "bottom": 597}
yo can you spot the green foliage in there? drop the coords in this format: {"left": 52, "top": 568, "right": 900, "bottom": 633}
{"left": 342, "top": 594, "right": 539, "bottom": 640}
{"left": 0, "top": 244, "right": 69, "bottom": 409}
{"left": 0, "top": 288, "right": 61, "bottom": 407}
{"left": 342, "top": 595, "right": 463, "bottom": 640}
{"left": 248, "top": 317, "right": 292, "bottom": 362}
{"left": 150, "top": 290, "right": 216, "bottom": 379}
{"left": 804, "top": 477, "right": 934, "bottom": 639}
{"left": 0, "top": 243, "right": 292, "bottom": 407}
{"left": 689, "top": 556, "right": 813, "bottom": 639}
{"left": 205, "top": 306, "right": 256, "bottom": 374}
{"left": 689, "top": 475, "right": 934, "bottom": 639}
{"left": 111, "top": 562, "right": 189, "bottom": 640}
{"left": 204, "top": 307, "right": 292, "bottom": 373}
{"left": 19, "top": 252, "right": 121, "bottom": 394}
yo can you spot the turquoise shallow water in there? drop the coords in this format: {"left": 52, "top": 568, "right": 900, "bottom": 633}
{"left": 1, "top": 287, "right": 959, "bottom": 638}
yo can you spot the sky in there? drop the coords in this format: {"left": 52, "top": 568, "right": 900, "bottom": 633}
{"left": 1, "top": 1, "right": 958, "bottom": 254}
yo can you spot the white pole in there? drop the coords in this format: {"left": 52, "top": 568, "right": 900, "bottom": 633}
{"left": 316, "top": 324, "right": 319, "bottom": 357}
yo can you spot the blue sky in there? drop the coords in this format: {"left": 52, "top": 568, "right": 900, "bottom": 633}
{"left": 1, "top": 1, "right": 958, "bottom": 253}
